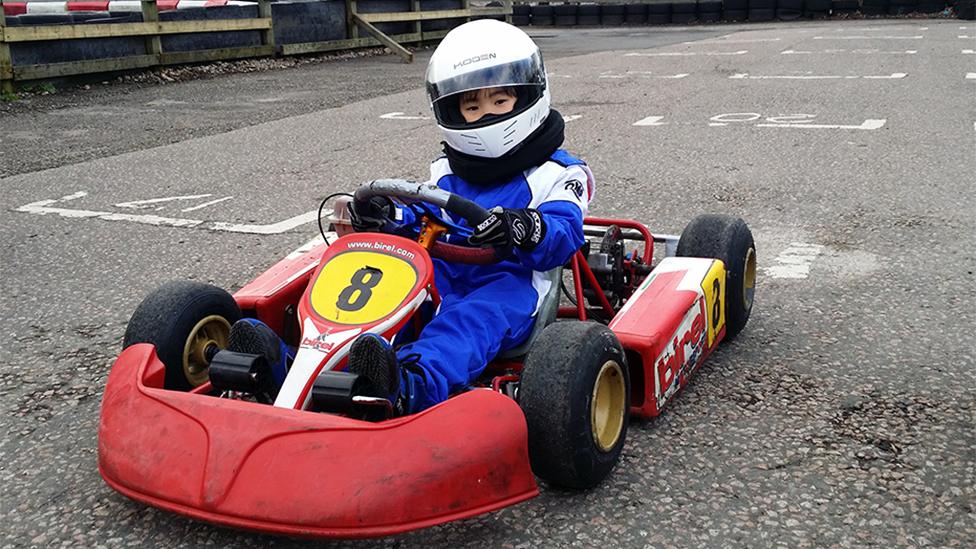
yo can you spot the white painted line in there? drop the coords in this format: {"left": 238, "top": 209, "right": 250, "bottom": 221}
{"left": 813, "top": 35, "right": 923, "bottom": 40}
{"left": 564, "top": 114, "right": 583, "bottom": 122}
{"left": 17, "top": 199, "right": 205, "bottom": 228}
{"left": 834, "top": 26, "right": 927, "bottom": 31}
{"left": 781, "top": 49, "right": 916, "bottom": 55}
{"left": 599, "top": 71, "right": 689, "bottom": 79}
{"left": 756, "top": 119, "right": 886, "bottom": 130}
{"left": 967, "top": 73, "right": 976, "bottom": 79}
{"left": 766, "top": 243, "right": 824, "bottom": 279}
{"left": 115, "top": 194, "right": 211, "bottom": 209}
{"left": 963, "top": 50, "right": 976, "bottom": 55}
{"left": 379, "top": 112, "right": 430, "bottom": 120}
{"left": 960, "top": 35, "right": 974, "bottom": 39}
{"left": 17, "top": 191, "right": 320, "bottom": 234}
{"left": 210, "top": 211, "right": 319, "bottom": 235}
{"left": 683, "top": 38, "right": 781, "bottom": 44}
{"left": 624, "top": 50, "right": 748, "bottom": 57}
{"left": 633, "top": 115, "right": 667, "bottom": 126}
{"left": 181, "top": 196, "right": 233, "bottom": 212}
{"left": 730, "top": 73, "right": 906, "bottom": 80}
{"left": 708, "top": 122, "right": 728, "bottom": 127}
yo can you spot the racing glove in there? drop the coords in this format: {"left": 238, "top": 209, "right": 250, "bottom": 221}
{"left": 468, "top": 207, "right": 547, "bottom": 255}
{"left": 348, "top": 196, "right": 395, "bottom": 233}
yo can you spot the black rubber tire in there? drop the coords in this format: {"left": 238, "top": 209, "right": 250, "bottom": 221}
{"left": 777, "top": 7, "right": 803, "bottom": 18}
{"left": 806, "top": 0, "right": 832, "bottom": 9}
{"left": 520, "top": 321, "right": 630, "bottom": 489}
{"left": 554, "top": 4, "right": 577, "bottom": 26}
{"left": 749, "top": 0, "right": 777, "bottom": 8}
{"left": 625, "top": 4, "right": 647, "bottom": 23}
{"left": 832, "top": 0, "right": 860, "bottom": 10}
{"left": 649, "top": 13, "right": 672, "bottom": 22}
{"left": 672, "top": 0, "right": 697, "bottom": 12}
{"left": 123, "top": 280, "right": 242, "bottom": 390}
{"left": 915, "top": 1, "right": 944, "bottom": 12}
{"left": 748, "top": 7, "right": 776, "bottom": 20}
{"left": 862, "top": 0, "right": 889, "bottom": 13}
{"left": 17, "top": 14, "right": 72, "bottom": 25}
{"left": 512, "top": 14, "right": 531, "bottom": 25}
{"left": 778, "top": 0, "right": 803, "bottom": 9}
{"left": 555, "top": 14, "right": 577, "bottom": 25}
{"left": 700, "top": 10, "right": 721, "bottom": 21}
{"left": 700, "top": 0, "right": 723, "bottom": 12}
{"left": 957, "top": 0, "right": 976, "bottom": 18}
{"left": 723, "top": 9, "right": 748, "bottom": 19}
{"left": 724, "top": 0, "right": 749, "bottom": 8}
{"left": 530, "top": 5, "right": 554, "bottom": 25}
{"left": 513, "top": 4, "right": 531, "bottom": 15}
{"left": 676, "top": 215, "right": 756, "bottom": 342}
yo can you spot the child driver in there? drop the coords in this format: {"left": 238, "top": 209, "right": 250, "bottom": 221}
{"left": 343, "top": 19, "right": 596, "bottom": 416}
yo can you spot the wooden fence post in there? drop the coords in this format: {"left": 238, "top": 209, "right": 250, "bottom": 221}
{"left": 140, "top": 0, "right": 162, "bottom": 64}
{"left": 257, "top": 0, "right": 275, "bottom": 52}
{"left": 346, "top": 0, "right": 359, "bottom": 39}
{"left": 504, "top": 0, "right": 512, "bottom": 24}
{"left": 412, "top": 0, "right": 421, "bottom": 40}
{"left": 0, "top": 0, "right": 14, "bottom": 94}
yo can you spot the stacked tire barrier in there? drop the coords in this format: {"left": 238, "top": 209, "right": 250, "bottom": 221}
{"left": 520, "top": 0, "right": 971, "bottom": 26}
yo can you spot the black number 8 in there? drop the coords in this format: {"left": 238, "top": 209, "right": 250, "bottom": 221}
{"left": 337, "top": 267, "right": 383, "bottom": 312}
{"left": 711, "top": 278, "right": 721, "bottom": 328}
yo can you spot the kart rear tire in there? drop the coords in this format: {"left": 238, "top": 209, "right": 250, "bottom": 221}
{"left": 123, "top": 280, "right": 241, "bottom": 390}
{"left": 676, "top": 214, "right": 756, "bottom": 341}
{"left": 520, "top": 321, "right": 630, "bottom": 489}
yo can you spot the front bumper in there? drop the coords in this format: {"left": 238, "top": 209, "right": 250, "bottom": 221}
{"left": 98, "top": 344, "right": 538, "bottom": 538}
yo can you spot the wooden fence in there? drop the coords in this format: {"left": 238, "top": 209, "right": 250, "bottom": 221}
{"left": 0, "top": 0, "right": 513, "bottom": 92}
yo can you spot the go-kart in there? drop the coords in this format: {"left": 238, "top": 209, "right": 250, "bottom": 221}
{"left": 98, "top": 179, "right": 756, "bottom": 539}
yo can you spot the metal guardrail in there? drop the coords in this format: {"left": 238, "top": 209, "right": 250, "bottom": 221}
{"left": 0, "top": 0, "right": 513, "bottom": 91}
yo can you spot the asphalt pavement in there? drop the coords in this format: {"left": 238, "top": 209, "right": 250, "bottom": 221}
{"left": 1, "top": 18, "right": 974, "bottom": 549}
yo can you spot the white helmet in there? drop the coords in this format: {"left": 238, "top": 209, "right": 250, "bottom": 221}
{"left": 425, "top": 20, "right": 550, "bottom": 159}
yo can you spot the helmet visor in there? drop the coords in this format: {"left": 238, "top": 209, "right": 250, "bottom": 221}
{"left": 426, "top": 51, "right": 546, "bottom": 104}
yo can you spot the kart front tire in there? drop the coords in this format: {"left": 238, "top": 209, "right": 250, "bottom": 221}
{"left": 520, "top": 321, "right": 630, "bottom": 489}
{"left": 123, "top": 280, "right": 241, "bottom": 390}
{"left": 676, "top": 214, "right": 756, "bottom": 341}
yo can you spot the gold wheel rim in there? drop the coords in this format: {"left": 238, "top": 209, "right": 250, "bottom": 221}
{"left": 591, "top": 360, "right": 626, "bottom": 452}
{"left": 743, "top": 247, "right": 756, "bottom": 311}
{"left": 182, "top": 315, "right": 231, "bottom": 387}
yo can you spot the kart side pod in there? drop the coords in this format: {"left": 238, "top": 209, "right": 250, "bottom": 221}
{"left": 98, "top": 345, "right": 539, "bottom": 538}
{"left": 609, "top": 257, "right": 727, "bottom": 418}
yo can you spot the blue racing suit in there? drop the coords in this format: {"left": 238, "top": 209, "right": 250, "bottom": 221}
{"left": 394, "top": 150, "right": 595, "bottom": 413}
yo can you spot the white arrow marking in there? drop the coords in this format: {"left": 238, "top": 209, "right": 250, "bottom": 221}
{"left": 181, "top": 196, "right": 233, "bottom": 212}
{"left": 17, "top": 192, "right": 319, "bottom": 234}
{"left": 625, "top": 50, "right": 748, "bottom": 57}
{"left": 633, "top": 116, "right": 667, "bottom": 126}
{"left": 755, "top": 119, "right": 886, "bottom": 130}
{"left": 210, "top": 211, "right": 319, "bottom": 235}
{"left": 379, "top": 112, "right": 430, "bottom": 120}
{"left": 564, "top": 114, "right": 583, "bottom": 122}
{"left": 814, "top": 35, "right": 923, "bottom": 40}
{"left": 115, "top": 194, "right": 212, "bottom": 209}
{"left": 731, "top": 73, "right": 906, "bottom": 79}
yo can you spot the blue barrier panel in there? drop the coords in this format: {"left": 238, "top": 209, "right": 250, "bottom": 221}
{"left": 273, "top": 0, "right": 345, "bottom": 45}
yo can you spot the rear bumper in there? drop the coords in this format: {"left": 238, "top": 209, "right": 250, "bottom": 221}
{"left": 98, "top": 344, "right": 538, "bottom": 538}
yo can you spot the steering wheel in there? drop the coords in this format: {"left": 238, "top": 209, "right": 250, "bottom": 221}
{"left": 353, "top": 179, "right": 501, "bottom": 265}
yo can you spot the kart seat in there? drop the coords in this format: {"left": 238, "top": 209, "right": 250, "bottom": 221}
{"left": 497, "top": 267, "right": 562, "bottom": 360}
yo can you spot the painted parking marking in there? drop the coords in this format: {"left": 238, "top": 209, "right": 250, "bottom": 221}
{"left": 564, "top": 114, "right": 583, "bottom": 122}
{"left": 963, "top": 50, "right": 976, "bottom": 54}
{"left": 781, "top": 49, "right": 917, "bottom": 55}
{"left": 15, "top": 191, "right": 320, "bottom": 235}
{"left": 633, "top": 115, "right": 667, "bottom": 126}
{"left": 730, "top": 73, "right": 906, "bottom": 79}
{"left": 813, "top": 35, "right": 924, "bottom": 40}
{"left": 634, "top": 113, "right": 886, "bottom": 131}
{"left": 599, "top": 71, "right": 689, "bottom": 79}
{"left": 766, "top": 243, "right": 824, "bottom": 279}
{"left": 624, "top": 50, "right": 748, "bottom": 57}
{"left": 960, "top": 35, "right": 974, "bottom": 39}
{"left": 967, "top": 73, "right": 976, "bottom": 79}
{"left": 831, "top": 26, "right": 927, "bottom": 31}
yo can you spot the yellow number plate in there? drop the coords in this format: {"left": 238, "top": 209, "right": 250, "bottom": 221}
{"left": 310, "top": 251, "right": 418, "bottom": 325}
{"left": 700, "top": 260, "right": 726, "bottom": 347}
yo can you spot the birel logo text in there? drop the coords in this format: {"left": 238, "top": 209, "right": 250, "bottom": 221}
{"left": 454, "top": 53, "right": 497, "bottom": 70}
{"left": 301, "top": 333, "right": 335, "bottom": 353}
{"left": 656, "top": 298, "right": 707, "bottom": 405}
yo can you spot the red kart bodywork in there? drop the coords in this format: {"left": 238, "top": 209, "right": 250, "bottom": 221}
{"left": 99, "top": 345, "right": 537, "bottom": 538}
{"left": 99, "top": 217, "right": 729, "bottom": 538}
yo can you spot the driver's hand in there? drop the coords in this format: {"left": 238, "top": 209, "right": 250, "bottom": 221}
{"left": 348, "top": 196, "right": 395, "bottom": 232}
{"left": 468, "top": 207, "right": 547, "bottom": 255}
